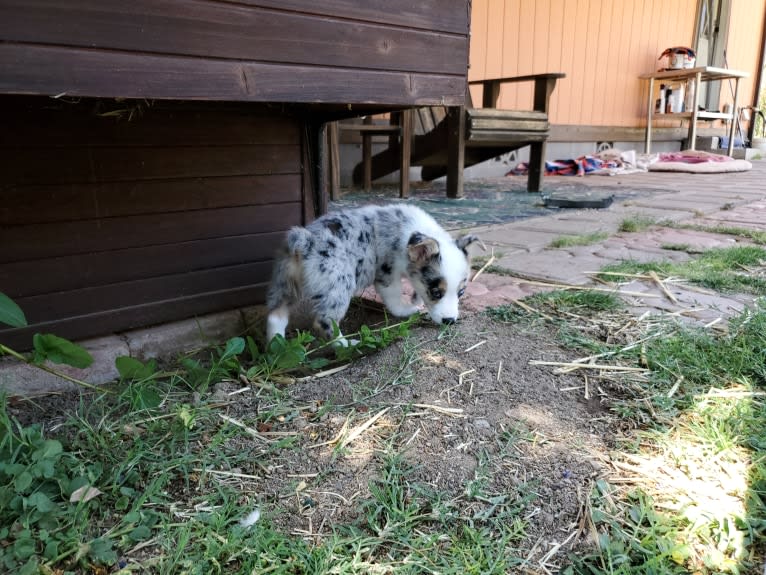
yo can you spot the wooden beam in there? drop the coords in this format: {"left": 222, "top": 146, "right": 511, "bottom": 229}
{"left": 399, "top": 109, "right": 412, "bottom": 198}
{"left": 362, "top": 116, "right": 373, "bottom": 192}
{"left": 327, "top": 122, "right": 340, "bottom": 200}
{"left": 446, "top": 106, "right": 465, "bottom": 199}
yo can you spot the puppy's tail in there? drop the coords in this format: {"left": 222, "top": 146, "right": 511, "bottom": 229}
{"left": 267, "top": 227, "right": 311, "bottom": 310}
{"left": 283, "top": 226, "right": 313, "bottom": 299}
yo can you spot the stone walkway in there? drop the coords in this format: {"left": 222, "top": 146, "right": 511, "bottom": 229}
{"left": 460, "top": 160, "right": 766, "bottom": 326}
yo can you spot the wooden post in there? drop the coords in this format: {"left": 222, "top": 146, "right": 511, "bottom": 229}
{"left": 528, "top": 141, "right": 545, "bottom": 193}
{"left": 327, "top": 121, "right": 340, "bottom": 200}
{"left": 482, "top": 80, "right": 501, "bottom": 108}
{"left": 399, "top": 109, "right": 412, "bottom": 198}
{"left": 362, "top": 115, "right": 373, "bottom": 191}
{"left": 446, "top": 106, "right": 465, "bottom": 199}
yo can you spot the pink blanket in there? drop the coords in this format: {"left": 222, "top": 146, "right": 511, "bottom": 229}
{"left": 657, "top": 150, "right": 733, "bottom": 164}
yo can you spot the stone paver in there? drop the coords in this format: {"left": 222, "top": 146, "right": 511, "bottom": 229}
{"left": 465, "top": 160, "right": 766, "bottom": 322}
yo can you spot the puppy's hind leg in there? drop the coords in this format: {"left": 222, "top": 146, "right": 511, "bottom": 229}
{"left": 312, "top": 303, "right": 358, "bottom": 347}
{"left": 266, "top": 304, "right": 290, "bottom": 342}
{"left": 266, "top": 254, "right": 299, "bottom": 341}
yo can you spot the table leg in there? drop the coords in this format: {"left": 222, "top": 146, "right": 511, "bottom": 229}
{"left": 645, "top": 77, "right": 654, "bottom": 154}
{"left": 688, "top": 72, "right": 701, "bottom": 151}
{"left": 727, "top": 78, "right": 741, "bottom": 157}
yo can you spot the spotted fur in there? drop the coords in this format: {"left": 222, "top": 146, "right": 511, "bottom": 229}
{"left": 266, "top": 205, "right": 481, "bottom": 342}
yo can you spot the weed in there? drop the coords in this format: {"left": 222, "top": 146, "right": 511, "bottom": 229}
{"left": 471, "top": 251, "right": 505, "bottom": 271}
{"left": 619, "top": 215, "right": 657, "bottom": 233}
{"left": 671, "top": 223, "right": 766, "bottom": 245}
{"left": 661, "top": 242, "right": 695, "bottom": 252}
{"left": 549, "top": 232, "right": 609, "bottom": 249}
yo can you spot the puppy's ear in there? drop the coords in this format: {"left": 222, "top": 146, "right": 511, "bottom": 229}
{"left": 408, "top": 232, "right": 440, "bottom": 263}
{"left": 455, "top": 234, "right": 484, "bottom": 255}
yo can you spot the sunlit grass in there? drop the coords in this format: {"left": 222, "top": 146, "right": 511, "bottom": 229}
{"left": 489, "top": 290, "right": 766, "bottom": 574}
{"left": 598, "top": 245, "right": 766, "bottom": 294}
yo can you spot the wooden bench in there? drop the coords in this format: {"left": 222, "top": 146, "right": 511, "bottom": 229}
{"left": 349, "top": 72, "right": 565, "bottom": 198}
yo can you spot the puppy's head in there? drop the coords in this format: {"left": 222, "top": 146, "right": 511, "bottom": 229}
{"left": 407, "top": 232, "right": 481, "bottom": 325}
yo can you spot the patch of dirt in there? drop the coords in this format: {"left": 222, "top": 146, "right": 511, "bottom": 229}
{"left": 7, "top": 310, "right": 621, "bottom": 566}
{"left": 220, "top": 312, "right": 616, "bottom": 559}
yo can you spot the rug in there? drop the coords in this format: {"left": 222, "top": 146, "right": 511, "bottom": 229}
{"left": 648, "top": 150, "right": 752, "bottom": 173}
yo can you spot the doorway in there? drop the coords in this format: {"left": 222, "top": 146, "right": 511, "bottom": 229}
{"left": 693, "top": 0, "right": 732, "bottom": 111}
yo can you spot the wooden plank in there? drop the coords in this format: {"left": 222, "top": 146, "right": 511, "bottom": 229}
{"left": 466, "top": 132, "right": 550, "bottom": 146}
{"left": 0, "top": 232, "right": 285, "bottom": 298}
{"left": 1, "top": 203, "right": 302, "bottom": 263}
{"left": 15, "top": 261, "right": 272, "bottom": 324}
{"left": 1, "top": 145, "right": 300, "bottom": 185}
{"left": 0, "top": 284, "right": 267, "bottom": 351}
{"left": 468, "top": 118, "right": 548, "bottom": 132}
{"left": 1, "top": 175, "right": 302, "bottom": 225}
{"left": 338, "top": 124, "right": 400, "bottom": 133}
{"left": 0, "top": 102, "right": 301, "bottom": 148}
{"left": 0, "top": 44, "right": 467, "bottom": 106}
{"left": 228, "top": 0, "right": 469, "bottom": 34}
{"left": 0, "top": 0, "right": 467, "bottom": 76}
{"left": 468, "top": 109, "right": 548, "bottom": 121}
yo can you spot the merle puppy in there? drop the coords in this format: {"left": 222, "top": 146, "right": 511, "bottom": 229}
{"left": 266, "top": 205, "right": 480, "bottom": 343}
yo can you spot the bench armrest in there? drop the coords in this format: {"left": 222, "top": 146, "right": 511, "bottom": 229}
{"left": 468, "top": 72, "right": 565, "bottom": 111}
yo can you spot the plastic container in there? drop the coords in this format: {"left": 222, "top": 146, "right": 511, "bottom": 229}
{"left": 657, "top": 84, "right": 666, "bottom": 114}
{"left": 660, "top": 46, "right": 696, "bottom": 70}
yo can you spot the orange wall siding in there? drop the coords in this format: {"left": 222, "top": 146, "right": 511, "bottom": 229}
{"left": 722, "top": 0, "right": 766, "bottom": 117}
{"left": 467, "top": 0, "right": 766, "bottom": 128}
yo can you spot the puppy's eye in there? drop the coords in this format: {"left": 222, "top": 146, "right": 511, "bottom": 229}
{"left": 458, "top": 288, "right": 466, "bottom": 298}
{"left": 429, "top": 287, "right": 443, "bottom": 300}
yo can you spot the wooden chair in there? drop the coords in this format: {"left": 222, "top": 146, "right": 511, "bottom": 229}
{"left": 327, "top": 111, "right": 413, "bottom": 199}
{"left": 351, "top": 72, "right": 565, "bottom": 198}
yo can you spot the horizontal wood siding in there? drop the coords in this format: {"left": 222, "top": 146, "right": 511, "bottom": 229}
{"left": 0, "top": 98, "right": 304, "bottom": 349}
{"left": 0, "top": 0, "right": 469, "bottom": 106}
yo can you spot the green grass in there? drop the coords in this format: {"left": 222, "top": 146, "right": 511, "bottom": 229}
{"left": 549, "top": 232, "right": 610, "bottom": 249}
{"left": 567, "top": 304, "right": 766, "bottom": 574}
{"left": 487, "top": 289, "right": 766, "bottom": 574}
{"left": 598, "top": 245, "right": 766, "bottom": 294}
{"left": 5, "top": 280, "right": 766, "bottom": 573}
{"left": 673, "top": 223, "right": 766, "bottom": 245}
{"left": 619, "top": 216, "right": 658, "bottom": 233}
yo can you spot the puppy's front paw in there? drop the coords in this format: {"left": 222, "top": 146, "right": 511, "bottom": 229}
{"left": 332, "top": 337, "right": 360, "bottom": 348}
{"left": 386, "top": 303, "right": 422, "bottom": 318}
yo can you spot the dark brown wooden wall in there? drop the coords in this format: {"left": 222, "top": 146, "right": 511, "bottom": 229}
{"left": 0, "top": 98, "right": 309, "bottom": 349}
{"left": 0, "top": 0, "right": 469, "bottom": 106}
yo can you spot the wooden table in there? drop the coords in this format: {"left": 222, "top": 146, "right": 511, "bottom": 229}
{"left": 640, "top": 66, "right": 749, "bottom": 156}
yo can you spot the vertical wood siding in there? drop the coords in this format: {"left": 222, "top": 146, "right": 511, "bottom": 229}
{"left": 722, "top": 0, "right": 766, "bottom": 116}
{"left": 0, "top": 98, "right": 307, "bottom": 349}
{"left": 468, "top": 0, "right": 766, "bottom": 127}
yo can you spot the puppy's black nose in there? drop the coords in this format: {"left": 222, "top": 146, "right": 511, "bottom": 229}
{"left": 442, "top": 317, "right": 456, "bottom": 325}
